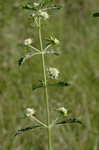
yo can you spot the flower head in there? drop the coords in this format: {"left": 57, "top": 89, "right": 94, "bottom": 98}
{"left": 54, "top": 38, "right": 60, "bottom": 45}
{"left": 39, "top": 10, "right": 49, "bottom": 20}
{"left": 24, "top": 38, "right": 32, "bottom": 46}
{"left": 47, "top": 67, "right": 60, "bottom": 80}
{"left": 47, "top": 36, "right": 60, "bottom": 45}
{"left": 25, "top": 108, "right": 36, "bottom": 117}
{"left": 33, "top": 2, "right": 39, "bottom": 7}
{"left": 57, "top": 107, "right": 68, "bottom": 117}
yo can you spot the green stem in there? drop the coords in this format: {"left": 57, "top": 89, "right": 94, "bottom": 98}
{"left": 38, "top": 17, "right": 52, "bottom": 150}
{"left": 29, "top": 116, "right": 48, "bottom": 128}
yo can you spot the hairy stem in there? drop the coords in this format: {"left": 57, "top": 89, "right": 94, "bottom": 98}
{"left": 38, "top": 17, "right": 52, "bottom": 150}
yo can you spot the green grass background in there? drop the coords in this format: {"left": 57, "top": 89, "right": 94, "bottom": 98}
{"left": 0, "top": 0, "right": 99, "bottom": 150}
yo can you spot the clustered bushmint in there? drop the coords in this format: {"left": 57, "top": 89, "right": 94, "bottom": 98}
{"left": 16, "top": 1, "right": 82, "bottom": 150}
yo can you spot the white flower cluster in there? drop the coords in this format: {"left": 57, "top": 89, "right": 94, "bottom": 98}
{"left": 32, "top": 10, "right": 49, "bottom": 20}
{"left": 57, "top": 107, "right": 68, "bottom": 117}
{"left": 25, "top": 108, "right": 36, "bottom": 117}
{"left": 24, "top": 38, "right": 32, "bottom": 46}
{"left": 47, "top": 67, "right": 60, "bottom": 80}
{"left": 33, "top": 2, "right": 39, "bottom": 7}
{"left": 39, "top": 10, "right": 49, "bottom": 20}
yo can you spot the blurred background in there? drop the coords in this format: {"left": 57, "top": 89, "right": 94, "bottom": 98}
{"left": 0, "top": 0, "right": 99, "bottom": 150}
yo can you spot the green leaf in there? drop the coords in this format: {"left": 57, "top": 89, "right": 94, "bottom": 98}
{"left": 40, "top": 0, "right": 53, "bottom": 8}
{"left": 18, "top": 56, "right": 25, "bottom": 66}
{"left": 22, "top": 1, "right": 41, "bottom": 11}
{"left": 32, "top": 81, "right": 44, "bottom": 90}
{"left": 32, "top": 81, "right": 71, "bottom": 90}
{"left": 56, "top": 117, "right": 83, "bottom": 125}
{"left": 15, "top": 125, "right": 41, "bottom": 136}
{"left": 48, "top": 82, "right": 70, "bottom": 87}
{"left": 93, "top": 12, "right": 99, "bottom": 17}
{"left": 46, "top": 50, "right": 61, "bottom": 56}
{"left": 22, "top": 4, "right": 34, "bottom": 9}
{"left": 50, "top": 4, "right": 61, "bottom": 10}
{"left": 18, "top": 52, "right": 40, "bottom": 66}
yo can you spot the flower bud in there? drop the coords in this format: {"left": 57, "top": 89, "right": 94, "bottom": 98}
{"left": 57, "top": 107, "right": 68, "bottom": 117}
{"left": 50, "top": 36, "right": 60, "bottom": 45}
{"left": 39, "top": 10, "right": 49, "bottom": 20}
{"left": 25, "top": 108, "right": 36, "bottom": 117}
{"left": 54, "top": 38, "right": 60, "bottom": 45}
{"left": 24, "top": 38, "right": 32, "bottom": 46}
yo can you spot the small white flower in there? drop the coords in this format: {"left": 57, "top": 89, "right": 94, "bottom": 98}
{"left": 25, "top": 108, "right": 35, "bottom": 117}
{"left": 33, "top": 2, "right": 39, "bottom": 7}
{"left": 32, "top": 13, "right": 36, "bottom": 17}
{"left": 54, "top": 38, "right": 60, "bottom": 45}
{"left": 50, "top": 36, "right": 60, "bottom": 45}
{"left": 47, "top": 67, "right": 60, "bottom": 80}
{"left": 39, "top": 10, "right": 49, "bottom": 20}
{"left": 57, "top": 107, "right": 68, "bottom": 117}
{"left": 24, "top": 38, "right": 32, "bottom": 46}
